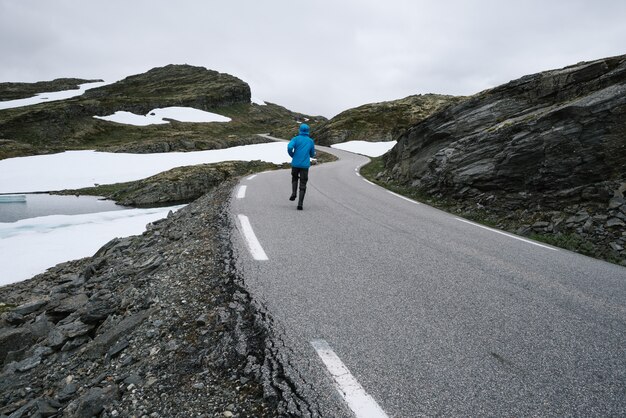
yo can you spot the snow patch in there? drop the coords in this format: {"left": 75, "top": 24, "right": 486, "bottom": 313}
{"left": 94, "top": 106, "right": 231, "bottom": 125}
{"left": 331, "top": 140, "right": 397, "bottom": 157}
{"left": 0, "top": 81, "right": 112, "bottom": 110}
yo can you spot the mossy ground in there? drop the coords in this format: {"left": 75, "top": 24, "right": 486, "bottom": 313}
{"left": 0, "top": 302, "right": 15, "bottom": 314}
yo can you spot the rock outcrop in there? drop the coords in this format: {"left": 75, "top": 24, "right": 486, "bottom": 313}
{"left": 83, "top": 65, "right": 250, "bottom": 115}
{"left": 381, "top": 54, "right": 626, "bottom": 264}
{"left": 314, "top": 94, "right": 462, "bottom": 146}
{"left": 55, "top": 160, "right": 286, "bottom": 207}
{"left": 0, "top": 66, "right": 320, "bottom": 160}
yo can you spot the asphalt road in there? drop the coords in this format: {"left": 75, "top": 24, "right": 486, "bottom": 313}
{"left": 230, "top": 143, "right": 626, "bottom": 417}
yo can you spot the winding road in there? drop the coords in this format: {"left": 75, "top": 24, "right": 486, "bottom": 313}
{"left": 231, "top": 140, "right": 626, "bottom": 417}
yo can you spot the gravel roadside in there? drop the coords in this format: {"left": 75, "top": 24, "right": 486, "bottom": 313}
{"left": 0, "top": 180, "right": 313, "bottom": 417}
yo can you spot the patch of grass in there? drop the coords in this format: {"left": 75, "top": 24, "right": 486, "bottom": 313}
{"left": 360, "top": 157, "right": 452, "bottom": 208}
{"left": 315, "top": 150, "right": 338, "bottom": 164}
{"left": 0, "top": 302, "right": 16, "bottom": 314}
{"left": 53, "top": 181, "right": 135, "bottom": 198}
{"left": 359, "top": 156, "right": 385, "bottom": 179}
{"left": 529, "top": 233, "right": 598, "bottom": 258}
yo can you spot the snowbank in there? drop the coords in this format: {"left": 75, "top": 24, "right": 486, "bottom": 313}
{"left": 94, "top": 106, "right": 231, "bottom": 125}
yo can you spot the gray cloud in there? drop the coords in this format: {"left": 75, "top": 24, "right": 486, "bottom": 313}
{"left": 1, "top": 0, "right": 625, "bottom": 117}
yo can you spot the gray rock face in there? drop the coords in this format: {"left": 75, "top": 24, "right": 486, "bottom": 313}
{"left": 378, "top": 55, "right": 626, "bottom": 263}
{"left": 384, "top": 55, "right": 626, "bottom": 208}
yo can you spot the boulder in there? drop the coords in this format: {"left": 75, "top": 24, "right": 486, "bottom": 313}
{"left": 607, "top": 217, "right": 626, "bottom": 228}
{"left": 13, "top": 299, "right": 48, "bottom": 316}
{"left": 72, "top": 385, "right": 119, "bottom": 418}
{"left": 0, "top": 328, "right": 33, "bottom": 365}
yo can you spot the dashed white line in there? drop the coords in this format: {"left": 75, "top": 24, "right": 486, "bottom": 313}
{"left": 237, "top": 214, "right": 268, "bottom": 260}
{"left": 246, "top": 174, "right": 257, "bottom": 180}
{"left": 236, "top": 185, "right": 247, "bottom": 199}
{"left": 455, "top": 218, "right": 558, "bottom": 251}
{"left": 387, "top": 190, "right": 420, "bottom": 205}
{"left": 311, "top": 339, "right": 389, "bottom": 418}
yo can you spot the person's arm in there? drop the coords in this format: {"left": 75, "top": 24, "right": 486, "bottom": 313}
{"left": 310, "top": 141, "right": 316, "bottom": 158}
{"left": 287, "top": 138, "right": 295, "bottom": 157}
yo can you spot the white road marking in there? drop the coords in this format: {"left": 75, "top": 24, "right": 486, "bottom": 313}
{"left": 311, "top": 339, "right": 389, "bottom": 418}
{"left": 363, "top": 179, "right": 376, "bottom": 186}
{"left": 356, "top": 172, "right": 362, "bottom": 177}
{"left": 236, "top": 185, "right": 247, "bottom": 199}
{"left": 455, "top": 218, "right": 558, "bottom": 251}
{"left": 387, "top": 190, "right": 420, "bottom": 205}
{"left": 237, "top": 214, "right": 269, "bottom": 260}
{"left": 246, "top": 174, "right": 257, "bottom": 180}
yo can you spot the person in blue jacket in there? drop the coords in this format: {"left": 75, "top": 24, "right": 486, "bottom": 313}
{"left": 288, "top": 123, "right": 316, "bottom": 210}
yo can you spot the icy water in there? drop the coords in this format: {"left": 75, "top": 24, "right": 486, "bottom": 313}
{"left": 0, "top": 194, "right": 128, "bottom": 222}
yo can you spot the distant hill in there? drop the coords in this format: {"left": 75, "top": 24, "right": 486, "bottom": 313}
{"left": 309, "top": 94, "right": 462, "bottom": 146}
{"left": 0, "top": 65, "right": 326, "bottom": 160}
{"left": 377, "top": 54, "right": 626, "bottom": 264}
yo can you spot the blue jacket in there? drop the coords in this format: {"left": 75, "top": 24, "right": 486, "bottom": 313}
{"left": 288, "top": 124, "right": 316, "bottom": 168}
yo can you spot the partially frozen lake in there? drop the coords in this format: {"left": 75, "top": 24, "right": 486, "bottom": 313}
{"left": 0, "top": 193, "right": 127, "bottom": 223}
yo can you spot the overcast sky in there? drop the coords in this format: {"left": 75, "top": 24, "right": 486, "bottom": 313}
{"left": 1, "top": 0, "right": 625, "bottom": 117}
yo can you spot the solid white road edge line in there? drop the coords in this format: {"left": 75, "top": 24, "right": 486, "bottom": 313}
{"left": 387, "top": 190, "right": 420, "bottom": 205}
{"left": 236, "top": 185, "right": 247, "bottom": 199}
{"left": 455, "top": 218, "right": 558, "bottom": 251}
{"left": 246, "top": 174, "right": 257, "bottom": 180}
{"left": 237, "top": 214, "right": 269, "bottom": 260}
{"left": 311, "top": 339, "right": 389, "bottom": 418}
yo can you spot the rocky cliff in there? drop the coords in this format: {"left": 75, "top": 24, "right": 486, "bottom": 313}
{"left": 313, "top": 94, "right": 462, "bottom": 146}
{"left": 380, "top": 54, "right": 626, "bottom": 264}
